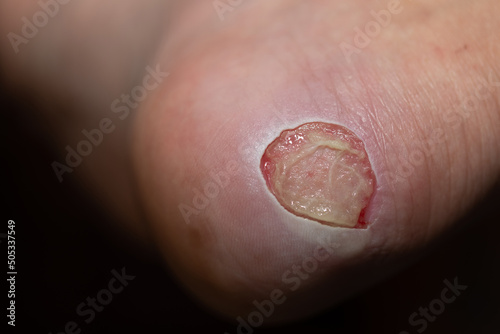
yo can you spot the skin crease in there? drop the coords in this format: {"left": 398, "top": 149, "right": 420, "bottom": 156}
{"left": 1, "top": 0, "right": 499, "bottom": 326}
{"left": 133, "top": 0, "right": 500, "bottom": 322}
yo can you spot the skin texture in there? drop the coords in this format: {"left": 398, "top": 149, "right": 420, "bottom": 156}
{"left": 1, "top": 0, "right": 499, "bottom": 326}
{"left": 132, "top": 0, "right": 500, "bottom": 322}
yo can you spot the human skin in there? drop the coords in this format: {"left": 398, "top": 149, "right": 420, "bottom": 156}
{"left": 2, "top": 0, "right": 500, "bottom": 325}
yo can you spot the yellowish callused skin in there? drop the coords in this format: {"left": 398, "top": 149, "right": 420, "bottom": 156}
{"left": 271, "top": 130, "right": 373, "bottom": 227}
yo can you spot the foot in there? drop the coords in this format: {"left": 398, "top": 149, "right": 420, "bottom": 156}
{"left": 132, "top": 0, "right": 500, "bottom": 323}
{"left": 3, "top": 0, "right": 499, "bottom": 326}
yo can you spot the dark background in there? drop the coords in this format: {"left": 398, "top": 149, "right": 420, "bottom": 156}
{"left": 2, "top": 78, "right": 499, "bottom": 334}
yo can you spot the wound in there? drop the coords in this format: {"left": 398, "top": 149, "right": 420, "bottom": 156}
{"left": 261, "top": 122, "right": 375, "bottom": 228}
